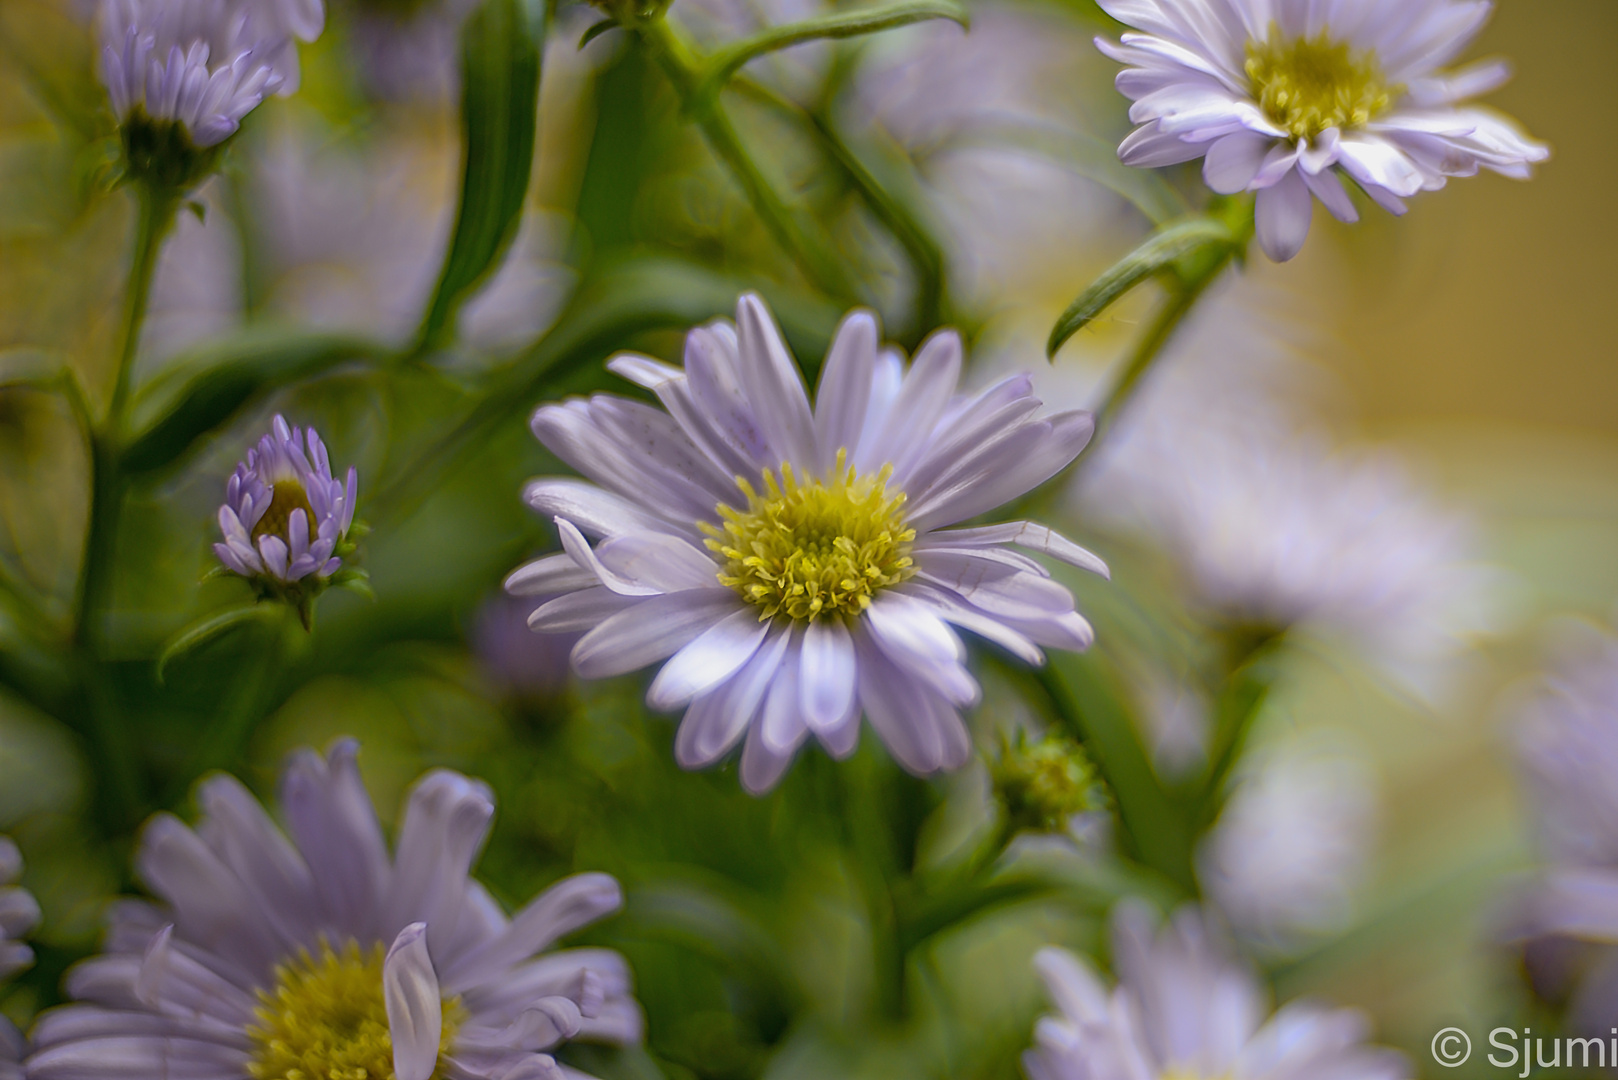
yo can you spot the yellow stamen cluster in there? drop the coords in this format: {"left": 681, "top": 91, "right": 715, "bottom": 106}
{"left": 252, "top": 480, "right": 318, "bottom": 544}
{"left": 704, "top": 450, "right": 915, "bottom": 622}
{"left": 1246, "top": 26, "right": 1396, "bottom": 142}
{"left": 247, "top": 939, "right": 460, "bottom": 1080}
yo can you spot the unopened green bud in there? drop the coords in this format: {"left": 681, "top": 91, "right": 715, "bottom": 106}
{"left": 993, "top": 731, "right": 1105, "bottom": 834}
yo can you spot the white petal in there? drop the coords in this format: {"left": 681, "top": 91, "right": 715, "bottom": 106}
{"left": 800, "top": 619, "right": 857, "bottom": 734}
{"left": 1301, "top": 167, "right": 1359, "bottom": 224}
{"left": 735, "top": 293, "right": 817, "bottom": 469}
{"left": 1255, "top": 169, "right": 1313, "bottom": 262}
{"left": 383, "top": 924, "right": 442, "bottom": 1080}
{"left": 646, "top": 608, "right": 771, "bottom": 710}
{"left": 596, "top": 532, "right": 720, "bottom": 594}
{"left": 524, "top": 479, "right": 673, "bottom": 540}
{"left": 813, "top": 310, "right": 879, "bottom": 473}
{"left": 1118, "top": 122, "right": 1209, "bottom": 167}
{"left": 1202, "top": 130, "right": 1273, "bottom": 194}
{"left": 857, "top": 330, "right": 962, "bottom": 477}
{"left": 572, "top": 590, "right": 742, "bottom": 679}
{"left": 924, "top": 522, "right": 1109, "bottom": 578}
{"left": 528, "top": 588, "right": 639, "bottom": 632}
{"left": 505, "top": 553, "right": 601, "bottom": 597}
{"left": 555, "top": 518, "right": 660, "bottom": 597}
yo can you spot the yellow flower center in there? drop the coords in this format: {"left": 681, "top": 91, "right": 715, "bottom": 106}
{"left": 1245, "top": 26, "right": 1396, "bottom": 141}
{"left": 247, "top": 939, "right": 461, "bottom": 1080}
{"left": 703, "top": 450, "right": 916, "bottom": 622}
{"left": 252, "top": 480, "right": 318, "bottom": 545}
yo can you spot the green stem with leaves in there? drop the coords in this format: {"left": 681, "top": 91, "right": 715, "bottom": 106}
{"left": 639, "top": 17, "right": 855, "bottom": 302}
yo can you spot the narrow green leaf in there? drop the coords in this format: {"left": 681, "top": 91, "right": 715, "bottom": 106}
{"left": 1046, "top": 216, "right": 1241, "bottom": 357}
{"left": 416, "top": 0, "right": 545, "bottom": 350}
{"left": 156, "top": 603, "right": 280, "bottom": 684}
{"left": 695, "top": 0, "right": 968, "bottom": 101}
{"left": 578, "top": 18, "right": 618, "bottom": 47}
{"left": 122, "top": 330, "right": 376, "bottom": 475}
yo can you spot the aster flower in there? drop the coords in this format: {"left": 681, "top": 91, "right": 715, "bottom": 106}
{"left": 1501, "top": 623, "right": 1618, "bottom": 1031}
{"left": 214, "top": 414, "right": 359, "bottom": 621}
{"left": 1025, "top": 901, "right": 1406, "bottom": 1080}
{"left": 1096, "top": 0, "right": 1549, "bottom": 260}
{"left": 1200, "top": 734, "right": 1378, "bottom": 949}
{"left": 97, "top": 0, "right": 322, "bottom": 185}
{"left": 1075, "top": 295, "right": 1502, "bottom": 703}
{"left": 28, "top": 739, "right": 641, "bottom": 1080}
{"left": 0, "top": 837, "right": 39, "bottom": 982}
{"left": 0, "top": 1022, "right": 21, "bottom": 1080}
{"left": 507, "top": 293, "right": 1106, "bottom": 792}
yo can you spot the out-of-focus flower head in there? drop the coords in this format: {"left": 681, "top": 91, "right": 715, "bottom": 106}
{"left": 1502, "top": 622, "right": 1618, "bottom": 1031}
{"left": 473, "top": 592, "right": 577, "bottom": 707}
{"left": 1025, "top": 901, "right": 1407, "bottom": 1080}
{"left": 1200, "top": 734, "right": 1379, "bottom": 950}
{"left": 1095, "top": 0, "right": 1549, "bottom": 260}
{"left": 214, "top": 414, "right": 359, "bottom": 622}
{"left": 508, "top": 293, "right": 1107, "bottom": 792}
{"left": 1076, "top": 298, "right": 1503, "bottom": 704}
{"left": 341, "top": 0, "right": 478, "bottom": 103}
{"left": 993, "top": 730, "right": 1105, "bottom": 836}
{"left": 96, "top": 0, "right": 324, "bottom": 185}
{"left": 0, "top": 837, "right": 39, "bottom": 982}
{"left": 27, "top": 739, "right": 641, "bottom": 1080}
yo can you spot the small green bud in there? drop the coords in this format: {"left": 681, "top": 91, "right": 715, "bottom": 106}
{"left": 992, "top": 731, "right": 1105, "bottom": 834}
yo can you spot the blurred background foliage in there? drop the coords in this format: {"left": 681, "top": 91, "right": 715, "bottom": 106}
{"left": 0, "top": 0, "right": 1611, "bottom": 1078}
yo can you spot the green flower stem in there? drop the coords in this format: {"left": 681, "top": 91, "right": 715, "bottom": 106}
{"left": 1192, "top": 629, "right": 1284, "bottom": 830}
{"left": 831, "top": 753, "right": 908, "bottom": 1021}
{"left": 72, "top": 178, "right": 179, "bottom": 836}
{"left": 639, "top": 17, "right": 855, "bottom": 302}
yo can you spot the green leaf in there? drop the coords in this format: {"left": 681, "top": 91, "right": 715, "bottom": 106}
{"left": 122, "top": 330, "right": 377, "bottom": 475}
{"left": 155, "top": 602, "right": 281, "bottom": 684}
{"left": 416, "top": 0, "right": 545, "bottom": 351}
{"left": 1046, "top": 215, "right": 1243, "bottom": 357}
{"left": 578, "top": 18, "right": 618, "bottom": 47}
{"left": 695, "top": 0, "right": 968, "bottom": 102}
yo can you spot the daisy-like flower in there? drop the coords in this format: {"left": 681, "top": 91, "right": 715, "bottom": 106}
{"left": 1502, "top": 623, "right": 1618, "bottom": 1031}
{"left": 97, "top": 0, "right": 322, "bottom": 175}
{"left": 507, "top": 293, "right": 1106, "bottom": 792}
{"left": 0, "top": 837, "right": 39, "bottom": 982}
{"left": 27, "top": 739, "right": 641, "bottom": 1080}
{"left": 1025, "top": 901, "right": 1407, "bottom": 1080}
{"left": 1096, "top": 0, "right": 1549, "bottom": 260}
{"left": 214, "top": 415, "right": 358, "bottom": 604}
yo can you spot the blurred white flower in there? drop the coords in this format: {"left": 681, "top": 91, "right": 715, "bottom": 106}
{"left": 343, "top": 0, "right": 478, "bottom": 103}
{"left": 1076, "top": 295, "right": 1503, "bottom": 704}
{"left": 1095, "top": 0, "right": 1549, "bottom": 260}
{"left": 215, "top": 413, "right": 357, "bottom": 585}
{"left": 28, "top": 740, "right": 640, "bottom": 1080}
{"left": 1201, "top": 734, "right": 1379, "bottom": 948}
{"left": 0, "top": 1022, "right": 21, "bottom": 1080}
{"left": 509, "top": 293, "right": 1105, "bottom": 792}
{"left": 1503, "top": 622, "right": 1618, "bottom": 1030}
{"left": 1025, "top": 901, "right": 1406, "bottom": 1080}
{"left": 0, "top": 837, "right": 38, "bottom": 982}
{"left": 97, "top": 0, "right": 321, "bottom": 150}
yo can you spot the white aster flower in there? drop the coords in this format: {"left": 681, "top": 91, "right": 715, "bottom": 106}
{"left": 97, "top": 0, "right": 321, "bottom": 152}
{"left": 1025, "top": 901, "right": 1407, "bottom": 1080}
{"left": 215, "top": 414, "right": 358, "bottom": 585}
{"left": 507, "top": 293, "right": 1106, "bottom": 792}
{"left": 1096, "top": 0, "right": 1549, "bottom": 260}
{"left": 28, "top": 739, "right": 640, "bottom": 1080}
{"left": 1501, "top": 623, "right": 1618, "bottom": 1030}
{"left": 1200, "top": 734, "right": 1378, "bottom": 949}
{"left": 0, "top": 1022, "right": 21, "bottom": 1080}
{"left": 0, "top": 837, "right": 39, "bottom": 982}
{"left": 1076, "top": 300, "right": 1502, "bottom": 703}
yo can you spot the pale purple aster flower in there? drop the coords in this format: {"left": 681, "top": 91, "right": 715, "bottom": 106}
{"left": 0, "top": 1021, "right": 22, "bottom": 1080}
{"left": 1502, "top": 623, "right": 1618, "bottom": 1031}
{"left": 507, "top": 293, "right": 1106, "bottom": 792}
{"left": 27, "top": 739, "right": 640, "bottom": 1080}
{"left": 1096, "top": 0, "right": 1549, "bottom": 260}
{"left": 214, "top": 414, "right": 357, "bottom": 585}
{"left": 474, "top": 593, "right": 577, "bottom": 705}
{"left": 0, "top": 837, "right": 39, "bottom": 982}
{"left": 1025, "top": 901, "right": 1407, "bottom": 1080}
{"left": 96, "top": 0, "right": 321, "bottom": 150}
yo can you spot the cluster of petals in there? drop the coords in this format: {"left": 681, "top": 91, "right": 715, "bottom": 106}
{"left": 27, "top": 739, "right": 640, "bottom": 1080}
{"left": 1026, "top": 901, "right": 1407, "bottom": 1080}
{"left": 97, "top": 0, "right": 324, "bottom": 147}
{"left": 1097, "top": 0, "right": 1549, "bottom": 260}
{"left": 508, "top": 294, "right": 1106, "bottom": 792}
{"left": 0, "top": 838, "right": 37, "bottom": 984}
{"left": 1501, "top": 624, "right": 1618, "bottom": 1030}
{"left": 215, "top": 414, "right": 357, "bottom": 583}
